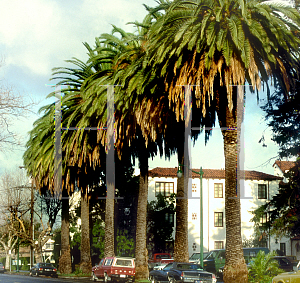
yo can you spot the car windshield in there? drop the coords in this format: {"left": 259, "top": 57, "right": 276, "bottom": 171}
{"left": 163, "top": 263, "right": 173, "bottom": 271}
{"left": 190, "top": 253, "right": 200, "bottom": 260}
{"left": 176, "top": 264, "right": 202, "bottom": 270}
{"left": 205, "top": 251, "right": 219, "bottom": 260}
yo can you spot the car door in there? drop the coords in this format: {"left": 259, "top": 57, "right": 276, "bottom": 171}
{"left": 102, "top": 258, "right": 113, "bottom": 278}
{"left": 279, "top": 258, "right": 293, "bottom": 271}
{"left": 95, "top": 259, "right": 104, "bottom": 277}
{"left": 156, "top": 263, "right": 173, "bottom": 281}
{"left": 215, "top": 251, "right": 226, "bottom": 272}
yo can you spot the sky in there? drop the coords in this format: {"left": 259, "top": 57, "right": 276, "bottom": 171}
{"left": 0, "top": 0, "right": 295, "bottom": 177}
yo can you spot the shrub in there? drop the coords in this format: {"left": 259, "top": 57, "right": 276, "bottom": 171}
{"left": 248, "top": 251, "right": 283, "bottom": 283}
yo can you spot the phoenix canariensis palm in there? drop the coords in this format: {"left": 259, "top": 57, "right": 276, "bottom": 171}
{"left": 51, "top": 53, "right": 106, "bottom": 273}
{"left": 113, "top": 1, "right": 218, "bottom": 266}
{"left": 80, "top": 24, "right": 164, "bottom": 279}
{"left": 139, "top": 0, "right": 300, "bottom": 282}
{"left": 23, "top": 101, "right": 73, "bottom": 273}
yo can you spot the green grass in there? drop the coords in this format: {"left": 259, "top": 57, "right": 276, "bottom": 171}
{"left": 57, "top": 272, "right": 91, "bottom": 277}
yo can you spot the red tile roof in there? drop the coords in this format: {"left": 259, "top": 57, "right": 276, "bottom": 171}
{"left": 273, "top": 160, "right": 296, "bottom": 173}
{"left": 148, "top": 167, "right": 282, "bottom": 181}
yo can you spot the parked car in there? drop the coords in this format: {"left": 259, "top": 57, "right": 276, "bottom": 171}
{"left": 189, "top": 252, "right": 209, "bottom": 263}
{"left": 272, "top": 256, "right": 295, "bottom": 272}
{"left": 272, "top": 261, "right": 300, "bottom": 283}
{"left": 153, "top": 263, "right": 167, "bottom": 270}
{"left": 218, "top": 255, "right": 295, "bottom": 281}
{"left": 0, "top": 263, "right": 5, "bottom": 273}
{"left": 285, "top": 255, "right": 298, "bottom": 267}
{"left": 92, "top": 257, "right": 135, "bottom": 282}
{"left": 30, "top": 263, "right": 57, "bottom": 277}
{"left": 148, "top": 253, "right": 174, "bottom": 270}
{"left": 149, "top": 262, "right": 217, "bottom": 283}
{"left": 206, "top": 247, "right": 269, "bottom": 276}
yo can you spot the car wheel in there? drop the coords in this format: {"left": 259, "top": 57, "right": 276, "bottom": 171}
{"left": 30, "top": 271, "right": 32, "bottom": 276}
{"left": 104, "top": 272, "right": 108, "bottom": 283}
{"left": 92, "top": 272, "right": 98, "bottom": 281}
{"left": 168, "top": 276, "right": 176, "bottom": 283}
{"left": 149, "top": 275, "right": 157, "bottom": 283}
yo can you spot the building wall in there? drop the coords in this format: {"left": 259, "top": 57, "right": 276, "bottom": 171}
{"left": 148, "top": 175, "right": 283, "bottom": 257}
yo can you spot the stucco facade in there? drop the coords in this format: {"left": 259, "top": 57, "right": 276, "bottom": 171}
{"left": 148, "top": 167, "right": 292, "bottom": 257}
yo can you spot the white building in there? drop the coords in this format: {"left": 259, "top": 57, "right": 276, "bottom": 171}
{"left": 148, "top": 166, "right": 293, "bottom": 257}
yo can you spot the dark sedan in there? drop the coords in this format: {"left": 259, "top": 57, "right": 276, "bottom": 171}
{"left": 0, "top": 263, "right": 5, "bottom": 273}
{"left": 30, "top": 263, "right": 58, "bottom": 277}
{"left": 272, "top": 256, "right": 296, "bottom": 272}
{"left": 149, "top": 262, "right": 217, "bottom": 283}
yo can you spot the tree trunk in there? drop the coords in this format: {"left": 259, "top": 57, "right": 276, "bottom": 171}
{"left": 34, "top": 249, "right": 43, "bottom": 263}
{"left": 104, "top": 183, "right": 115, "bottom": 257}
{"left": 58, "top": 190, "right": 72, "bottom": 274}
{"left": 216, "top": 86, "right": 248, "bottom": 283}
{"left": 5, "top": 251, "right": 9, "bottom": 270}
{"left": 80, "top": 188, "right": 92, "bottom": 273}
{"left": 135, "top": 151, "right": 149, "bottom": 280}
{"left": 173, "top": 141, "right": 189, "bottom": 262}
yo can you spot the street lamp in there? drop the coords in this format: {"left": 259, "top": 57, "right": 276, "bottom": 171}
{"left": 177, "top": 164, "right": 204, "bottom": 268}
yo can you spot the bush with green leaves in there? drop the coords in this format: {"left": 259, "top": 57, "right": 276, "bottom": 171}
{"left": 248, "top": 251, "right": 284, "bottom": 283}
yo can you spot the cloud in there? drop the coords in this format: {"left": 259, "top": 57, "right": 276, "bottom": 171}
{"left": 0, "top": 0, "right": 154, "bottom": 76}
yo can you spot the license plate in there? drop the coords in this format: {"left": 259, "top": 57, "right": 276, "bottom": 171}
{"left": 194, "top": 281, "right": 203, "bottom": 283}
{"left": 120, "top": 275, "right": 126, "bottom": 278}
{"left": 45, "top": 269, "right": 51, "bottom": 271}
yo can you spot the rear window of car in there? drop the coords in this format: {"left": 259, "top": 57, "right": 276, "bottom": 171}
{"left": 176, "top": 264, "right": 202, "bottom": 270}
{"left": 115, "top": 259, "right": 132, "bottom": 267}
{"left": 160, "top": 254, "right": 171, "bottom": 259}
{"left": 40, "top": 263, "right": 53, "bottom": 267}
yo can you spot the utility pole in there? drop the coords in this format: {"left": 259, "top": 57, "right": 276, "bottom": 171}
{"left": 19, "top": 166, "right": 35, "bottom": 268}
{"left": 30, "top": 179, "right": 34, "bottom": 268}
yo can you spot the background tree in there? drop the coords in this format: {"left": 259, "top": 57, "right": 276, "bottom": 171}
{"left": 252, "top": 159, "right": 300, "bottom": 240}
{"left": 262, "top": 74, "right": 300, "bottom": 158}
{"left": 147, "top": 193, "right": 176, "bottom": 255}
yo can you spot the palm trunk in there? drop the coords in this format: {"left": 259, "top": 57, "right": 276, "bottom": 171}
{"left": 104, "top": 184, "right": 115, "bottom": 257}
{"left": 173, "top": 141, "right": 189, "bottom": 262}
{"left": 135, "top": 150, "right": 149, "bottom": 280}
{"left": 216, "top": 86, "right": 247, "bottom": 283}
{"left": 80, "top": 187, "right": 92, "bottom": 273}
{"left": 58, "top": 189, "right": 72, "bottom": 274}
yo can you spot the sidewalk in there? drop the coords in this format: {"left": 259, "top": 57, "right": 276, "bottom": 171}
{"left": 6, "top": 270, "right": 91, "bottom": 280}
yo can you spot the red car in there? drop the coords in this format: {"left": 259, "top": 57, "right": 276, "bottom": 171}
{"left": 148, "top": 253, "right": 174, "bottom": 270}
{"left": 92, "top": 257, "right": 135, "bottom": 282}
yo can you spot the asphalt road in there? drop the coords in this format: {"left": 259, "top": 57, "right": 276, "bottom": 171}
{"left": 0, "top": 273, "right": 92, "bottom": 283}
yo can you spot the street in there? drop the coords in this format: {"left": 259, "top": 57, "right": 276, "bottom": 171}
{"left": 0, "top": 274, "right": 92, "bottom": 283}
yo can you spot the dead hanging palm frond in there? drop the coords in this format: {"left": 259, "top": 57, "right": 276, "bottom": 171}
{"left": 144, "top": 0, "right": 300, "bottom": 123}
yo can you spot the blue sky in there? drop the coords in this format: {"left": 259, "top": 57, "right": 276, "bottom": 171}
{"left": 0, "top": 0, "right": 294, "bottom": 176}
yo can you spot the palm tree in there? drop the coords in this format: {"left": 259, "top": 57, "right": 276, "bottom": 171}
{"left": 139, "top": 0, "right": 300, "bottom": 282}
{"left": 111, "top": 3, "right": 218, "bottom": 265}
{"left": 81, "top": 26, "right": 160, "bottom": 278}
{"left": 52, "top": 56, "right": 103, "bottom": 273}
{"left": 23, "top": 102, "right": 72, "bottom": 273}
